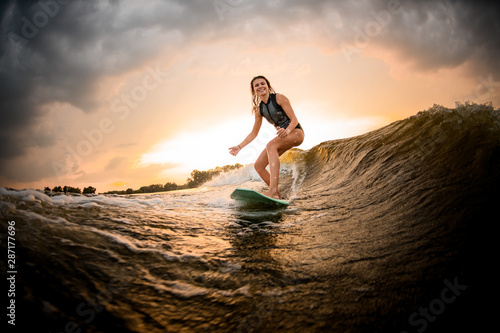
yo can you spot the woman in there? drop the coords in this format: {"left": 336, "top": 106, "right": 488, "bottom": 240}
{"left": 229, "top": 75, "right": 304, "bottom": 199}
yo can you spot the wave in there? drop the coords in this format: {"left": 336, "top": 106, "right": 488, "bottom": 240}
{"left": 209, "top": 102, "right": 500, "bottom": 206}
{"left": 296, "top": 103, "right": 500, "bottom": 211}
{"left": 290, "top": 102, "right": 499, "bottom": 331}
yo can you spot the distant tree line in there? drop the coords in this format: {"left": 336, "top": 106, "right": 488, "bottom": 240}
{"left": 44, "top": 185, "right": 96, "bottom": 195}
{"left": 104, "top": 163, "right": 243, "bottom": 195}
{"left": 41, "top": 164, "right": 242, "bottom": 196}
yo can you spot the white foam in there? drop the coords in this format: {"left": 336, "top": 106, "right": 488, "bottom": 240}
{"left": 0, "top": 188, "right": 53, "bottom": 203}
{"left": 0, "top": 188, "right": 171, "bottom": 211}
{"left": 90, "top": 228, "right": 154, "bottom": 252}
{"left": 22, "top": 211, "right": 73, "bottom": 226}
{"left": 205, "top": 164, "right": 261, "bottom": 187}
{"left": 88, "top": 228, "right": 208, "bottom": 264}
{"left": 51, "top": 195, "right": 74, "bottom": 205}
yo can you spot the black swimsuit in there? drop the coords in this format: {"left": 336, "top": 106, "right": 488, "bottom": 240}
{"left": 259, "top": 94, "right": 303, "bottom": 131}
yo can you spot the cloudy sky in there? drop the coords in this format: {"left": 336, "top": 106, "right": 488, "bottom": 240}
{"left": 1, "top": 0, "right": 499, "bottom": 192}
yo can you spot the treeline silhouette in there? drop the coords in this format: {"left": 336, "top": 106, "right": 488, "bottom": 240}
{"left": 44, "top": 185, "right": 96, "bottom": 195}
{"left": 104, "top": 163, "right": 243, "bottom": 195}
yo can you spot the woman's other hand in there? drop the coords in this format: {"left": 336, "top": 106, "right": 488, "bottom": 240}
{"left": 228, "top": 145, "right": 241, "bottom": 156}
{"left": 277, "top": 127, "right": 290, "bottom": 138}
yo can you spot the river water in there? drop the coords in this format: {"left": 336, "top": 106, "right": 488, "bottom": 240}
{"left": 1, "top": 103, "right": 499, "bottom": 332}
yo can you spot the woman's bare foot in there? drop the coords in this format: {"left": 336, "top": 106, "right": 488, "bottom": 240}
{"left": 264, "top": 188, "right": 282, "bottom": 200}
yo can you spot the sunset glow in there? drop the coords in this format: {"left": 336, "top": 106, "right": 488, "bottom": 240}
{"left": 1, "top": 0, "right": 498, "bottom": 192}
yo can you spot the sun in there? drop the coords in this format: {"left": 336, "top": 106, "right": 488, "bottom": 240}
{"left": 138, "top": 116, "right": 262, "bottom": 175}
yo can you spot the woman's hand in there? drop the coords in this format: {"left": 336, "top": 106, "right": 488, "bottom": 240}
{"left": 277, "top": 127, "right": 290, "bottom": 138}
{"left": 228, "top": 145, "right": 241, "bottom": 156}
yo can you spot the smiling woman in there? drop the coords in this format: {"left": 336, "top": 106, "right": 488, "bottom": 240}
{"left": 228, "top": 75, "right": 304, "bottom": 199}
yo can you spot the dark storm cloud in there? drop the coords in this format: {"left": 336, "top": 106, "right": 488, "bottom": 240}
{"left": 0, "top": 0, "right": 499, "bottom": 182}
{"left": 0, "top": 0, "right": 192, "bottom": 164}
{"left": 261, "top": 0, "right": 500, "bottom": 76}
{"left": 270, "top": 0, "right": 500, "bottom": 76}
{"left": 376, "top": 0, "right": 500, "bottom": 75}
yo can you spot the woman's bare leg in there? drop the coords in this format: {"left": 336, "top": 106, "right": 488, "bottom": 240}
{"left": 254, "top": 143, "right": 289, "bottom": 198}
{"left": 266, "top": 142, "right": 281, "bottom": 197}
{"left": 254, "top": 149, "right": 270, "bottom": 186}
{"left": 255, "top": 147, "right": 286, "bottom": 198}
{"left": 263, "top": 129, "right": 304, "bottom": 199}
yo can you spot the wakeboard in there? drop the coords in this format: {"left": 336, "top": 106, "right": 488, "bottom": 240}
{"left": 230, "top": 188, "right": 289, "bottom": 207}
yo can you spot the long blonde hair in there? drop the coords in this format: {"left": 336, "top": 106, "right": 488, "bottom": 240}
{"left": 250, "top": 75, "right": 276, "bottom": 114}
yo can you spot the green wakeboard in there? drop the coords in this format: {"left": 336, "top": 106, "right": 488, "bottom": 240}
{"left": 230, "top": 188, "right": 289, "bottom": 206}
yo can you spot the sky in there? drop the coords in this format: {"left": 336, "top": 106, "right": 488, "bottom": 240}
{"left": 1, "top": 0, "right": 499, "bottom": 193}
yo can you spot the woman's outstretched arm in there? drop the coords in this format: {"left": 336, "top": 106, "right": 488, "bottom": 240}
{"left": 229, "top": 112, "right": 263, "bottom": 156}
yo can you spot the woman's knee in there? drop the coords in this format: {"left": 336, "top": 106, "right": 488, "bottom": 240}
{"left": 266, "top": 140, "right": 279, "bottom": 152}
{"left": 254, "top": 159, "right": 267, "bottom": 172}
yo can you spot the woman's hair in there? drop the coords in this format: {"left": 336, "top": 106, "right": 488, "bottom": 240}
{"left": 250, "top": 75, "right": 275, "bottom": 114}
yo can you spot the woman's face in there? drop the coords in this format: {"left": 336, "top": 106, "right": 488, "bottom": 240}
{"left": 253, "top": 78, "right": 269, "bottom": 96}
